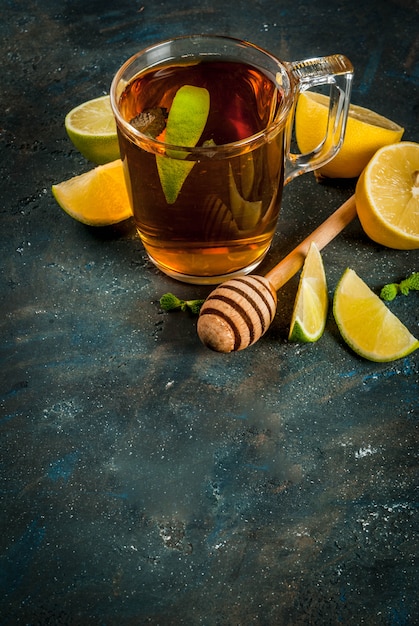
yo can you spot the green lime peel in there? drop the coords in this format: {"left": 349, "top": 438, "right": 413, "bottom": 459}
{"left": 156, "top": 85, "right": 210, "bottom": 204}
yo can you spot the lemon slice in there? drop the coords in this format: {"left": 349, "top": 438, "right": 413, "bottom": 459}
{"left": 333, "top": 268, "right": 419, "bottom": 362}
{"left": 288, "top": 242, "right": 328, "bottom": 342}
{"left": 156, "top": 85, "right": 210, "bottom": 204}
{"left": 65, "top": 95, "right": 120, "bottom": 165}
{"left": 355, "top": 141, "right": 419, "bottom": 250}
{"left": 52, "top": 160, "right": 132, "bottom": 226}
{"left": 295, "top": 91, "right": 404, "bottom": 178}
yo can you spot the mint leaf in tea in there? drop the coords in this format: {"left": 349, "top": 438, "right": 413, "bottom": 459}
{"left": 130, "top": 107, "right": 168, "bottom": 138}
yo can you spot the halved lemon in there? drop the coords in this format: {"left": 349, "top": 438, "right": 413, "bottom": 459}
{"left": 295, "top": 91, "right": 404, "bottom": 178}
{"left": 52, "top": 160, "right": 132, "bottom": 226}
{"left": 333, "top": 268, "right": 419, "bottom": 362}
{"left": 288, "top": 242, "right": 328, "bottom": 342}
{"left": 355, "top": 141, "right": 419, "bottom": 250}
{"left": 65, "top": 95, "right": 120, "bottom": 165}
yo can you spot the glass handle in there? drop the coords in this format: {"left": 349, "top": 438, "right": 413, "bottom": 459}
{"left": 284, "top": 54, "right": 354, "bottom": 184}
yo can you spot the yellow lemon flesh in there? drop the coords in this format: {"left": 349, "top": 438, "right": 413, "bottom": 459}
{"left": 156, "top": 85, "right": 210, "bottom": 204}
{"left": 65, "top": 95, "right": 120, "bottom": 165}
{"left": 333, "top": 268, "right": 419, "bottom": 362}
{"left": 288, "top": 242, "right": 328, "bottom": 342}
{"left": 295, "top": 91, "right": 404, "bottom": 178}
{"left": 52, "top": 159, "right": 132, "bottom": 226}
{"left": 355, "top": 141, "right": 419, "bottom": 250}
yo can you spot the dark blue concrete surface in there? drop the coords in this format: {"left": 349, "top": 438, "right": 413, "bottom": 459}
{"left": 1, "top": 0, "right": 418, "bottom": 624}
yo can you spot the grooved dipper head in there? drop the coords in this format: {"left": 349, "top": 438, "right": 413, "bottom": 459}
{"left": 197, "top": 276, "right": 278, "bottom": 352}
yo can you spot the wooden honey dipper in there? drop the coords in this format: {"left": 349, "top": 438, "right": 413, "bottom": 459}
{"left": 197, "top": 194, "right": 357, "bottom": 352}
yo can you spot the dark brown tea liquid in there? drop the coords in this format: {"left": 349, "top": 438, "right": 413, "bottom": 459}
{"left": 117, "top": 60, "right": 285, "bottom": 282}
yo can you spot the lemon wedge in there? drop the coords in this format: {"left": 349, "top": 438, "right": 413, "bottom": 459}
{"left": 333, "top": 268, "right": 419, "bottom": 362}
{"left": 52, "top": 160, "right": 132, "bottom": 226}
{"left": 355, "top": 141, "right": 419, "bottom": 250}
{"left": 288, "top": 242, "right": 328, "bottom": 342}
{"left": 65, "top": 95, "right": 120, "bottom": 165}
{"left": 295, "top": 91, "right": 404, "bottom": 178}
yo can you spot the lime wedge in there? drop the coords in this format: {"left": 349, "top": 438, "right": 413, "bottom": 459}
{"left": 333, "top": 268, "right": 419, "bottom": 362}
{"left": 288, "top": 242, "right": 328, "bottom": 342}
{"left": 156, "top": 85, "right": 210, "bottom": 204}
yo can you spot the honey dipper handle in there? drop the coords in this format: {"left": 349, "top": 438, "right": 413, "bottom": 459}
{"left": 265, "top": 194, "right": 357, "bottom": 291}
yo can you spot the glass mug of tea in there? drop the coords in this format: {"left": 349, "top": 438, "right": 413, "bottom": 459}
{"left": 110, "top": 35, "right": 353, "bottom": 284}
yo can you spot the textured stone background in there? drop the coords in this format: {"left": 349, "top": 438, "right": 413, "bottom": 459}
{"left": 1, "top": 0, "right": 418, "bottom": 623}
